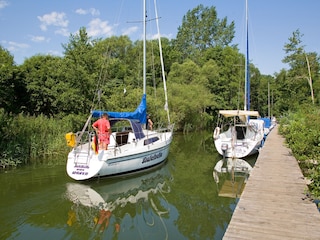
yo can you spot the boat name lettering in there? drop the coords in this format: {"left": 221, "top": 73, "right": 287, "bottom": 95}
{"left": 74, "top": 164, "right": 89, "bottom": 169}
{"left": 142, "top": 153, "right": 162, "bottom": 164}
{"left": 72, "top": 164, "right": 89, "bottom": 175}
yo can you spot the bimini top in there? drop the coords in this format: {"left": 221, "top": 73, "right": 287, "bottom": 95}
{"left": 219, "top": 110, "right": 260, "bottom": 117}
{"left": 92, "top": 94, "right": 147, "bottom": 124}
{"left": 109, "top": 118, "right": 145, "bottom": 140}
{"left": 219, "top": 110, "right": 260, "bottom": 122}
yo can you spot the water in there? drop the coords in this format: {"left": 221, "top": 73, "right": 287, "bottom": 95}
{"left": 0, "top": 131, "right": 257, "bottom": 240}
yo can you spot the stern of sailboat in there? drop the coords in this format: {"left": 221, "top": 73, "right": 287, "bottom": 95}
{"left": 66, "top": 131, "right": 105, "bottom": 180}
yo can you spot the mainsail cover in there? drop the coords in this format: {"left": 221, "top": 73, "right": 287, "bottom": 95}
{"left": 92, "top": 94, "right": 147, "bottom": 124}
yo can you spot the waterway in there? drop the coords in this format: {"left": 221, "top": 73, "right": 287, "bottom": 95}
{"left": 0, "top": 131, "right": 257, "bottom": 240}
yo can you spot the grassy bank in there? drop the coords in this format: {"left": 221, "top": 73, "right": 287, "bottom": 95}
{"left": 0, "top": 110, "right": 85, "bottom": 168}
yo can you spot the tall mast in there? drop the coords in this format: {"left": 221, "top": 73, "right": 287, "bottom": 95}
{"left": 143, "top": 0, "right": 146, "bottom": 95}
{"left": 244, "top": 0, "right": 250, "bottom": 111}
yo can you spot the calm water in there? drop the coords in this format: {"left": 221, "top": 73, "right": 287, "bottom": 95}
{"left": 0, "top": 131, "right": 257, "bottom": 240}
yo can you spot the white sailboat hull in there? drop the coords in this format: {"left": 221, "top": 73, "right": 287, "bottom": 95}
{"left": 67, "top": 129, "right": 173, "bottom": 180}
{"left": 213, "top": 118, "right": 265, "bottom": 159}
{"left": 214, "top": 136, "right": 261, "bottom": 158}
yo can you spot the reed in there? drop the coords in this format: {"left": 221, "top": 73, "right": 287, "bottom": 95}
{"left": 0, "top": 110, "right": 85, "bottom": 167}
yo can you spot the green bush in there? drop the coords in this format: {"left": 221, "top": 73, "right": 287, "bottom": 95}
{"left": 279, "top": 106, "right": 320, "bottom": 198}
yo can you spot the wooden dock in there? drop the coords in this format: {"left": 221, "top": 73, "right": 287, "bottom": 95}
{"left": 223, "top": 125, "right": 320, "bottom": 240}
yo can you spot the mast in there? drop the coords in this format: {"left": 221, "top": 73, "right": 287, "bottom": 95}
{"left": 244, "top": 0, "right": 250, "bottom": 111}
{"left": 143, "top": 0, "right": 146, "bottom": 95}
{"left": 268, "top": 80, "right": 270, "bottom": 117}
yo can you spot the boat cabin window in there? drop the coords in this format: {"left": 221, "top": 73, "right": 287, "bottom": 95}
{"left": 144, "top": 137, "right": 159, "bottom": 145}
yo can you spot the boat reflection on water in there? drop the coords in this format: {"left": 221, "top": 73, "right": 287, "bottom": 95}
{"left": 213, "top": 158, "right": 253, "bottom": 199}
{"left": 64, "top": 163, "right": 172, "bottom": 238}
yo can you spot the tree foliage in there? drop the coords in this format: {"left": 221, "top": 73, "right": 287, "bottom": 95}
{"left": 0, "top": 46, "right": 15, "bottom": 111}
{"left": 281, "top": 29, "right": 320, "bottom": 108}
{"left": 174, "top": 4, "right": 235, "bottom": 62}
{"left": 1, "top": 8, "right": 319, "bottom": 130}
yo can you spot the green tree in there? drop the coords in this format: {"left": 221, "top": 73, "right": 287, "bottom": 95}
{"left": 168, "top": 60, "right": 213, "bottom": 131}
{"left": 202, "top": 46, "right": 245, "bottom": 110}
{"left": 0, "top": 46, "right": 15, "bottom": 112}
{"left": 174, "top": 4, "right": 235, "bottom": 62}
{"left": 20, "top": 55, "right": 65, "bottom": 116}
{"left": 282, "top": 29, "right": 320, "bottom": 108}
{"left": 62, "top": 27, "right": 100, "bottom": 113}
{"left": 257, "top": 74, "right": 276, "bottom": 117}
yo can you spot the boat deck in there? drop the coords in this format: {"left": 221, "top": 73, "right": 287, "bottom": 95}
{"left": 223, "top": 125, "right": 320, "bottom": 240}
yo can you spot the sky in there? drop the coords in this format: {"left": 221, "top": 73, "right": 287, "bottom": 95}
{"left": 0, "top": 0, "right": 319, "bottom": 76}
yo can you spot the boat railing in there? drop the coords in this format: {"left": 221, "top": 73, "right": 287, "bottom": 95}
{"left": 74, "top": 130, "right": 124, "bottom": 156}
{"left": 156, "top": 123, "right": 174, "bottom": 133}
{"left": 153, "top": 123, "right": 174, "bottom": 141}
{"left": 74, "top": 131, "right": 94, "bottom": 147}
{"left": 72, "top": 123, "right": 173, "bottom": 155}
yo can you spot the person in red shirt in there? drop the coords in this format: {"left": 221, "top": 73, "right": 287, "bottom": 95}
{"left": 92, "top": 113, "right": 112, "bottom": 150}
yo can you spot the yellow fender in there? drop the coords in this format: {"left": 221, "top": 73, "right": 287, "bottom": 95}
{"left": 65, "top": 132, "right": 76, "bottom": 147}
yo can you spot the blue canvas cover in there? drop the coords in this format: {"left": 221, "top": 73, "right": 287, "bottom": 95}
{"left": 260, "top": 117, "right": 271, "bottom": 128}
{"left": 92, "top": 94, "right": 147, "bottom": 124}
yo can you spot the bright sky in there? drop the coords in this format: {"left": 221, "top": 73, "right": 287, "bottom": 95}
{"left": 0, "top": 0, "right": 319, "bottom": 76}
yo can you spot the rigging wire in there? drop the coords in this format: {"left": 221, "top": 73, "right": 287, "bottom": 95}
{"left": 154, "top": 0, "right": 170, "bottom": 124}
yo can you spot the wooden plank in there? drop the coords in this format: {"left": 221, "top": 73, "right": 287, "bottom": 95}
{"left": 223, "top": 125, "right": 320, "bottom": 240}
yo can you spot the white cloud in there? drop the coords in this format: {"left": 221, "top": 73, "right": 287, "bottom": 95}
{"left": 30, "top": 35, "right": 48, "bottom": 42}
{"left": 76, "top": 8, "right": 87, "bottom": 15}
{"left": 55, "top": 28, "right": 70, "bottom": 37}
{"left": 76, "top": 8, "right": 100, "bottom": 16}
{"left": 38, "top": 12, "right": 69, "bottom": 31}
{"left": 150, "top": 32, "right": 173, "bottom": 40}
{"left": 89, "top": 8, "right": 100, "bottom": 16}
{"left": 87, "top": 18, "right": 113, "bottom": 37}
{"left": 75, "top": 8, "right": 86, "bottom": 15}
{"left": 122, "top": 26, "right": 138, "bottom": 36}
{"left": 0, "top": 0, "right": 9, "bottom": 9}
{"left": 6, "top": 41, "right": 29, "bottom": 52}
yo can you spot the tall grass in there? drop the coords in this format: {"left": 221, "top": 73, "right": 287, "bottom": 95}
{"left": 0, "top": 109, "right": 85, "bottom": 168}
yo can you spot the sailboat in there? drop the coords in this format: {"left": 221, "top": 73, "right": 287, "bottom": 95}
{"left": 213, "top": 0, "right": 264, "bottom": 159}
{"left": 65, "top": 0, "right": 174, "bottom": 181}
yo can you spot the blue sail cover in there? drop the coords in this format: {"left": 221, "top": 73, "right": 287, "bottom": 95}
{"left": 92, "top": 94, "right": 147, "bottom": 124}
{"left": 260, "top": 117, "right": 271, "bottom": 128}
